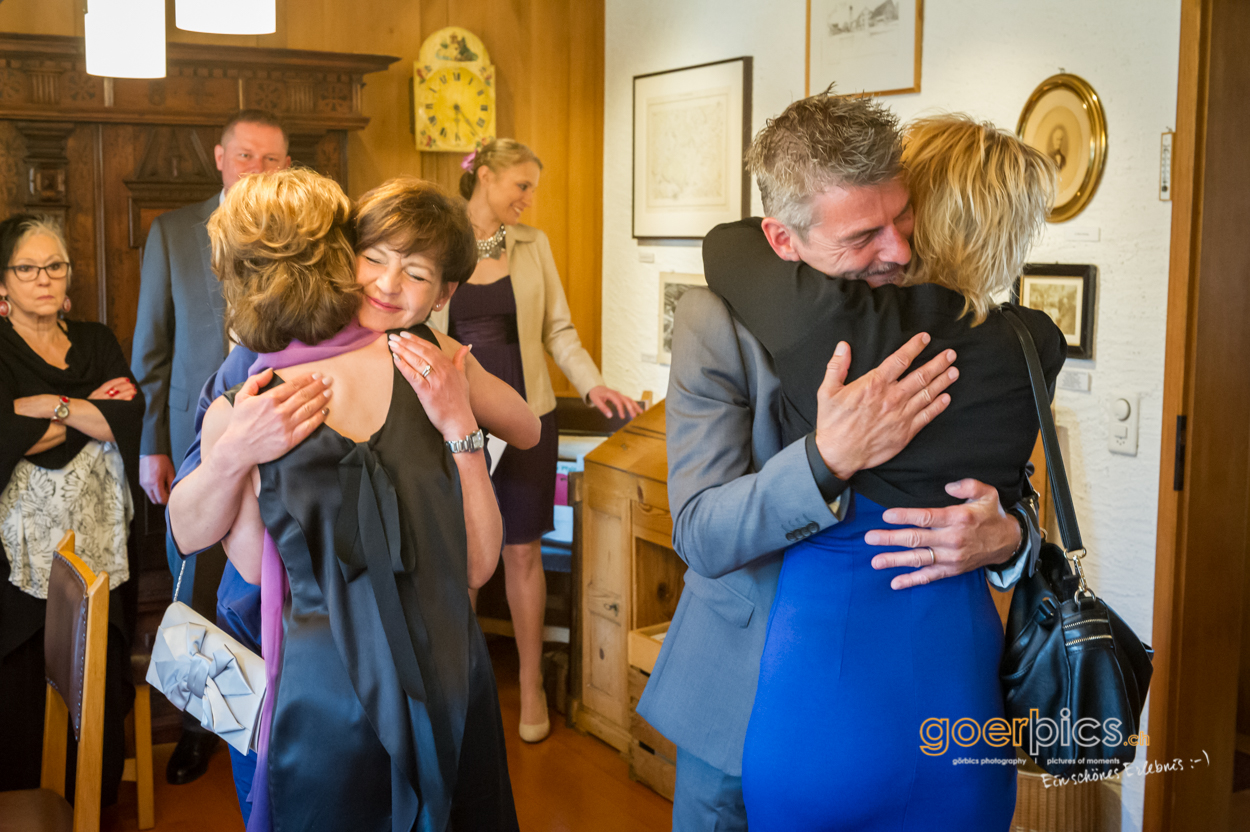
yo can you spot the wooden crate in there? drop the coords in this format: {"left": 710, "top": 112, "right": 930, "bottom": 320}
{"left": 627, "top": 665, "right": 676, "bottom": 801}
{"left": 628, "top": 622, "right": 669, "bottom": 675}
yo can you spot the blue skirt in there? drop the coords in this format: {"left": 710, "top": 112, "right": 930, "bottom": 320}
{"left": 742, "top": 496, "right": 1016, "bottom": 831}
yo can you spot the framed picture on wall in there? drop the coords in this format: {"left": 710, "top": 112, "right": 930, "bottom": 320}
{"left": 1017, "top": 74, "right": 1108, "bottom": 222}
{"left": 657, "top": 272, "right": 707, "bottom": 364}
{"left": 1015, "top": 264, "right": 1097, "bottom": 359}
{"left": 806, "top": 0, "right": 923, "bottom": 97}
{"left": 632, "top": 57, "right": 752, "bottom": 240}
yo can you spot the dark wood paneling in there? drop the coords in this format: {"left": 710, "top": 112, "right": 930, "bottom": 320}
{"left": 0, "top": 36, "right": 395, "bottom": 743}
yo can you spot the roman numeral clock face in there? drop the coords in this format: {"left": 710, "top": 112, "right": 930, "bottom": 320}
{"left": 417, "top": 67, "right": 495, "bottom": 152}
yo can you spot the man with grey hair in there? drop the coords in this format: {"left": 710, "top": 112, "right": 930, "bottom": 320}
{"left": 637, "top": 92, "right": 1039, "bottom": 829}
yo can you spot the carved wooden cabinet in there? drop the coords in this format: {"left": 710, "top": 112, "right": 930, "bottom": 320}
{"left": 574, "top": 402, "right": 685, "bottom": 754}
{"left": 0, "top": 33, "right": 395, "bottom": 740}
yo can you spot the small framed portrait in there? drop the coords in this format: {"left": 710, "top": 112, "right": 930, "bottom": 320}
{"left": 1017, "top": 74, "right": 1108, "bottom": 223}
{"left": 657, "top": 272, "right": 707, "bottom": 364}
{"left": 1015, "top": 264, "right": 1097, "bottom": 359}
{"left": 633, "top": 57, "right": 753, "bottom": 240}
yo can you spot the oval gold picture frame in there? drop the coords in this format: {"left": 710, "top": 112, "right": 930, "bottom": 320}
{"left": 1017, "top": 73, "right": 1108, "bottom": 223}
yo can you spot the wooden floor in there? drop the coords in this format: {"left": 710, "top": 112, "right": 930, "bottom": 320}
{"left": 101, "top": 637, "right": 673, "bottom": 831}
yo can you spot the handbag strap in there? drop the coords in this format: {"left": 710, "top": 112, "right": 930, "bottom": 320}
{"left": 173, "top": 557, "right": 187, "bottom": 602}
{"left": 1001, "top": 307, "right": 1087, "bottom": 564}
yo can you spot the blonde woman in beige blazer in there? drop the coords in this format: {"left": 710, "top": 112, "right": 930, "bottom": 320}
{"left": 430, "top": 139, "right": 640, "bottom": 743}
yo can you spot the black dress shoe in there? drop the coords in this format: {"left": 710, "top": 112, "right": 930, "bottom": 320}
{"left": 166, "top": 729, "right": 220, "bottom": 785}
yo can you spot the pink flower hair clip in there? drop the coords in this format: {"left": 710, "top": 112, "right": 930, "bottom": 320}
{"left": 460, "top": 150, "right": 477, "bottom": 172}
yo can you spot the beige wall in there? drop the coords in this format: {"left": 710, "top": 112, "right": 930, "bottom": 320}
{"left": 0, "top": 0, "right": 425, "bottom": 196}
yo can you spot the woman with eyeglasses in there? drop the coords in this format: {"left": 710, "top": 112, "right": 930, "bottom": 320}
{"left": 0, "top": 214, "right": 145, "bottom": 807}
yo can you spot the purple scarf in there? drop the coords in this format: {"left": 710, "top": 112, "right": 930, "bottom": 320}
{"left": 244, "top": 320, "right": 382, "bottom": 832}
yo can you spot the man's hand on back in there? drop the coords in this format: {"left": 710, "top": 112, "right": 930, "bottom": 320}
{"left": 814, "top": 333, "right": 958, "bottom": 480}
{"left": 866, "top": 478, "right": 1023, "bottom": 590}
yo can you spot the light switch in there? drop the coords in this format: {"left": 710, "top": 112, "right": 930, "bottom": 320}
{"left": 1108, "top": 393, "right": 1139, "bottom": 456}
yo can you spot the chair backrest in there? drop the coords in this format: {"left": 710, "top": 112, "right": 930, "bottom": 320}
{"left": 41, "top": 530, "right": 110, "bottom": 832}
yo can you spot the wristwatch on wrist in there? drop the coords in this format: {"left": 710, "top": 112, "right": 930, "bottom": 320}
{"left": 51, "top": 396, "right": 70, "bottom": 422}
{"left": 446, "top": 428, "right": 485, "bottom": 454}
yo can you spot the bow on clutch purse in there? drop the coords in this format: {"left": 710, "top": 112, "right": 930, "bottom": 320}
{"left": 146, "top": 601, "right": 267, "bottom": 754}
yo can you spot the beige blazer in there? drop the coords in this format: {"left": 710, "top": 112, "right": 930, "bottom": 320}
{"left": 429, "top": 223, "right": 604, "bottom": 417}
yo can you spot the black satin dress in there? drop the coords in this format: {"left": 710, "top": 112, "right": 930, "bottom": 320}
{"left": 239, "top": 325, "right": 517, "bottom": 832}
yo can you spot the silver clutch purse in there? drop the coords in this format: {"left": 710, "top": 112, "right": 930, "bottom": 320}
{"left": 145, "top": 560, "right": 266, "bottom": 754}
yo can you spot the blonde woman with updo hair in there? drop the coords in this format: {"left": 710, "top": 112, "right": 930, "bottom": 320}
{"left": 432, "top": 138, "right": 640, "bottom": 742}
{"left": 169, "top": 168, "right": 521, "bottom": 831}
{"left": 702, "top": 114, "right": 1066, "bottom": 829}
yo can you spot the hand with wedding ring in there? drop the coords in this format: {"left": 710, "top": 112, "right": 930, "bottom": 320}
{"left": 865, "top": 478, "right": 1023, "bottom": 590}
{"left": 388, "top": 331, "right": 479, "bottom": 443}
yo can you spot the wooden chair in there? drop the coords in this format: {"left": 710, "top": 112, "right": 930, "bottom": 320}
{"left": 0, "top": 531, "right": 109, "bottom": 832}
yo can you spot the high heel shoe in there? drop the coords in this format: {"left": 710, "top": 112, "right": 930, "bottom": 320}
{"left": 519, "top": 686, "right": 551, "bottom": 743}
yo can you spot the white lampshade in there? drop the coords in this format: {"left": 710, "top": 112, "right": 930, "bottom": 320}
{"left": 85, "top": 0, "right": 166, "bottom": 79}
{"left": 175, "top": 0, "right": 276, "bottom": 35}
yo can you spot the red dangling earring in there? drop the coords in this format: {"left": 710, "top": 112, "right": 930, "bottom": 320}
{"left": 0, "top": 298, "right": 9, "bottom": 317}
{"left": 61, "top": 296, "right": 71, "bottom": 316}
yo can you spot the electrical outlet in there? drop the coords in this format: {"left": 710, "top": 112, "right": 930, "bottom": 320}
{"left": 1108, "top": 393, "right": 1139, "bottom": 456}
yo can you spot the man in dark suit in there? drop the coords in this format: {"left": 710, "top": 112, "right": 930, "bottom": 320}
{"left": 130, "top": 109, "right": 289, "bottom": 785}
{"left": 639, "top": 92, "right": 1041, "bottom": 829}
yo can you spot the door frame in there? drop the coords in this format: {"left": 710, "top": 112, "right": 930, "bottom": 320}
{"left": 1144, "top": 0, "right": 1250, "bottom": 828}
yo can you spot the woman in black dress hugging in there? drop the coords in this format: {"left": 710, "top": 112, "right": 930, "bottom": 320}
{"left": 177, "top": 168, "right": 518, "bottom": 831}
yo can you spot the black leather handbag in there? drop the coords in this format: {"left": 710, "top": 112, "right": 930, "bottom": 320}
{"left": 998, "top": 308, "right": 1154, "bottom": 778}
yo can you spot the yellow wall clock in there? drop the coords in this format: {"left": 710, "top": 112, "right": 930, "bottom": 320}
{"left": 414, "top": 27, "right": 496, "bottom": 153}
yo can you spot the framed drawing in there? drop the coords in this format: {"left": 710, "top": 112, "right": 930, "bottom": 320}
{"left": 1015, "top": 264, "right": 1097, "bottom": 359}
{"left": 1017, "top": 74, "right": 1107, "bottom": 223}
{"left": 806, "top": 0, "right": 923, "bottom": 97}
{"left": 657, "top": 272, "right": 707, "bottom": 364}
{"left": 632, "top": 57, "right": 752, "bottom": 240}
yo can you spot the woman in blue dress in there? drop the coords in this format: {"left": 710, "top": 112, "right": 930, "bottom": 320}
{"left": 703, "top": 114, "right": 1067, "bottom": 830}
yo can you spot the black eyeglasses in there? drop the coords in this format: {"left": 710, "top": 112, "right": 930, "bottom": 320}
{"left": 6, "top": 262, "right": 71, "bottom": 282}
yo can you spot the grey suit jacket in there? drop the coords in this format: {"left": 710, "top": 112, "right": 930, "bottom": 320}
{"left": 637, "top": 288, "right": 1030, "bottom": 777}
{"left": 636, "top": 288, "right": 840, "bottom": 777}
{"left": 130, "top": 195, "right": 227, "bottom": 468}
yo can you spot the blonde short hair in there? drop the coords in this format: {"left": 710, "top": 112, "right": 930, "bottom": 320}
{"left": 209, "top": 168, "right": 361, "bottom": 353}
{"left": 901, "top": 115, "right": 1057, "bottom": 325}
{"left": 459, "top": 138, "right": 543, "bottom": 200}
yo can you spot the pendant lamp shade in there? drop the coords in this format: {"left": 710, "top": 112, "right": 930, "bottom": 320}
{"left": 85, "top": 0, "right": 166, "bottom": 79}
{"left": 175, "top": 0, "right": 277, "bottom": 35}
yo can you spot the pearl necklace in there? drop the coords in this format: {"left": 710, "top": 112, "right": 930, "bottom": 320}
{"left": 476, "top": 224, "right": 506, "bottom": 260}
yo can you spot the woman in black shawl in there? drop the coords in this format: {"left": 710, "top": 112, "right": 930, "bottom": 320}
{"left": 0, "top": 214, "right": 144, "bottom": 806}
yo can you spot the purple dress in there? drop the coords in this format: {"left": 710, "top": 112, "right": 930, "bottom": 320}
{"left": 449, "top": 276, "right": 558, "bottom": 545}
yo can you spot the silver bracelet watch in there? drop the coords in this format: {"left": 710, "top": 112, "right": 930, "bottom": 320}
{"left": 446, "top": 428, "right": 485, "bottom": 454}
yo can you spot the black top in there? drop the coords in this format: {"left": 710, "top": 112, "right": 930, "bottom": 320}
{"left": 703, "top": 218, "right": 1066, "bottom": 510}
{"left": 0, "top": 318, "right": 144, "bottom": 659}
{"left": 231, "top": 325, "right": 517, "bottom": 832}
